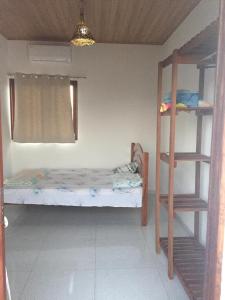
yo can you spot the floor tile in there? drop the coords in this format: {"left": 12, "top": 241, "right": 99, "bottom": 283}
{"left": 35, "top": 239, "right": 95, "bottom": 272}
{"left": 5, "top": 227, "right": 45, "bottom": 251}
{"left": 43, "top": 224, "right": 96, "bottom": 243}
{"left": 96, "top": 224, "right": 144, "bottom": 241}
{"left": 6, "top": 250, "right": 40, "bottom": 273}
{"left": 5, "top": 225, "right": 45, "bottom": 273}
{"left": 41, "top": 206, "right": 97, "bottom": 227}
{"left": 96, "top": 238, "right": 155, "bottom": 269}
{"left": 7, "top": 271, "right": 30, "bottom": 300}
{"left": 22, "top": 270, "right": 95, "bottom": 300}
{"left": 158, "top": 267, "right": 189, "bottom": 300}
{"left": 5, "top": 203, "right": 189, "bottom": 300}
{"left": 95, "top": 268, "right": 168, "bottom": 300}
{"left": 94, "top": 207, "right": 141, "bottom": 226}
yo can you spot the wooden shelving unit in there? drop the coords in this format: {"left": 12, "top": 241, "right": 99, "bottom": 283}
{"left": 155, "top": 20, "right": 218, "bottom": 300}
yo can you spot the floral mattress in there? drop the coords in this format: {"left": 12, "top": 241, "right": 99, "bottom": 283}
{"left": 4, "top": 169, "right": 143, "bottom": 207}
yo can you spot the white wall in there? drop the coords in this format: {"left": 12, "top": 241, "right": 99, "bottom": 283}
{"left": 160, "top": 0, "right": 219, "bottom": 244}
{"left": 0, "top": 34, "right": 11, "bottom": 177}
{"left": 7, "top": 42, "right": 162, "bottom": 190}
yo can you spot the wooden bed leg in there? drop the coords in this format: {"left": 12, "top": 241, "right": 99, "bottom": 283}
{"left": 141, "top": 152, "right": 149, "bottom": 226}
{"left": 141, "top": 193, "right": 148, "bottom": 226}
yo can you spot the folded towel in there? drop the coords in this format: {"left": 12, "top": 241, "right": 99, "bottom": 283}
{"left": 164, "top": 89, "right": 200, "bottom": 107}
{"left": 198, "top": 100, "right": 213, "bottom": 107}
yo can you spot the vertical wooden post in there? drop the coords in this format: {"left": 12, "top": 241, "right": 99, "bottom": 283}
{"left": 9, "top": 79, "right": 15, "bottom": 140}
{"left": 168, "top": 50, "right": 178, "bottom": 279}
{"left": 194, "top": 67, "right": 204, "bottom": 241}
{"left": 155, "top": 62, "right": 163, "bottom": 253}
{"left": 204, "top": 0, "right": 225, "bottom": 298}
{"left": 70, "top": 80, "right": 78, "bottom": 140}
{"left": 0, "top": 96, "right": 6, "bottom": 299}
{"left": 131, "top": 142, "right": 135, "bottom": 162}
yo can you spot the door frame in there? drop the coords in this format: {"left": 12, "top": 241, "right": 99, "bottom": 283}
{"left": 0, "top": 94, "right": 6, "bottom": 299}
{"left": 204, "top": 0, "right": 225, "bottom": 299}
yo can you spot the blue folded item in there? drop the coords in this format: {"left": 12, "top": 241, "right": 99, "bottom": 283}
{"left": 164, "top": 89, "right": 200, "bottom": 107}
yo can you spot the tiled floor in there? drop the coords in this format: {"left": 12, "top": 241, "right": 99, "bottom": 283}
{"left": 5, "top": 200, "right": 189, "bottom": 300}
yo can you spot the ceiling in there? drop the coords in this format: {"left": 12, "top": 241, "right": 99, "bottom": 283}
{"left": 0, "top": 0, "right": 201, "bottom": 45}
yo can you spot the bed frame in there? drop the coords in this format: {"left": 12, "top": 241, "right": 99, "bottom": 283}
{"left": 131, "top": 143, "right": 149, "bottom": 226}
{"left": 5, "top": 142, "right": 149, "bottom": 226}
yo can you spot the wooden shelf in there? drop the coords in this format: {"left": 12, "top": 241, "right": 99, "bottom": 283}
{"left": 178, "top": 20, "right": 218, "bottom": 57}
{"left": 161, "top": 20, "right": 218, "bottom": 67}
{"left": 197, "top": 51, "right": 217, "bottom": 68}
{"left": 160, "top": 195, "right": 208, "bottom": 212}
{"left": 156, "top": 18, "right": 217, "bottom": 297}
{"left": 160, "top": 237, "right": 205, "bottom": 300}
{"left": 160, "top": 152, "right": 210, "bottom": 167}
{"left": 160, "top": 106, "right": 213, "bottom": 116}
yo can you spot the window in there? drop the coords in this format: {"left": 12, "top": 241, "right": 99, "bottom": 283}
{"left": 9, "top": 75, "right": 78, "bottom": 143}
{"left": 70, "top": 80, "right": 78, "bottom": 140}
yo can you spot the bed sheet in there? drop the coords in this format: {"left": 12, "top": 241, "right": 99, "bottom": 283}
{"left": 4, "top": 169, "right": 142, "bottom": 207}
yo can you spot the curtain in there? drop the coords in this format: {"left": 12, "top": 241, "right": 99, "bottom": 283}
{"left": 13, "top": 73, "right": 75, "bottom": 143}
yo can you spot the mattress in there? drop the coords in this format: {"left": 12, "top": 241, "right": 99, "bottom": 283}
{"left": 4, "top": 169, "right": 142, "bottom": 207}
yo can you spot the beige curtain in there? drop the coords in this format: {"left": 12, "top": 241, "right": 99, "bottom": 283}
{"left": 13, "top": 73, "right": 75, "bottom": 143}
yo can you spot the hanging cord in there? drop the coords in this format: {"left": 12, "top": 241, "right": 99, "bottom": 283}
{"left": 80, "top": 0, "right": 85, "bottom": 22}
{"left": 80, "top": 0, "right": 84, "bottom": 20}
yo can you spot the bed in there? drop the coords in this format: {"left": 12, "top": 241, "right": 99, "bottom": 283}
{"left": 4, "top": 143, "right": 149, "bottom": 225}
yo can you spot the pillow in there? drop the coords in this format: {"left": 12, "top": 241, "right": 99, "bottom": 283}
{"left": 113, "top": 161, "right": 138, "bottom": 174}
{"left": 112, "top": 173, "right": 142, "bottom": 189}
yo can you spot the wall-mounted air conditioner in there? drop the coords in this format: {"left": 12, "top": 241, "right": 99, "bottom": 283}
{"left": 28, "top": 44, "right": 72, "bottom": 63}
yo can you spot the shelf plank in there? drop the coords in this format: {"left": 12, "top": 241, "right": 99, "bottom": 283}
{"left": 197, "top": 51, "right": 217, "bottom": 68}
{"left": 161, "top": 106, "right": 213, "bottom": 116}
{"left": 160, "top": 196, "right": 208, "bottom": 212}
{"left": 178, "top": 20, "right": 218, "bottom": 59}
{"left": 160, "top": 152, "right": 210, "bottom": 167}
{"left": 160, "top": 237, "right": 205, "bottom": 300}
{"left": 160, "top": 20, "right": 218, "bottom": 67}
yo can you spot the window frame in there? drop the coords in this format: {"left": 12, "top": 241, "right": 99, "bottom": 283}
{"left": 9, "top": 78, "right": 78, "bottom": 141}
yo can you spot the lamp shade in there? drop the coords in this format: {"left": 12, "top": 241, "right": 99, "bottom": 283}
{"left": 71, "top": 20, "right": 95, "bottom": 47}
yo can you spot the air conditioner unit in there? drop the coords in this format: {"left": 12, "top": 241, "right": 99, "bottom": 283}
{"left": 28, "top": 44, "right": 72, "bottom": 63}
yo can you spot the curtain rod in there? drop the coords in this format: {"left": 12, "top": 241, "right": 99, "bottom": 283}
{"left": 8, "top": 73, "right": 87, "bottom": 80}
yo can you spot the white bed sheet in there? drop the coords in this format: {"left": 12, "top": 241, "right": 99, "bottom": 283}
{"left": 4, "top": 169, "right": 142, "bottom": 207}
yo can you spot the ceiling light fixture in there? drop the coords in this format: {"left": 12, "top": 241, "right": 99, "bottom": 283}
{"left": 70, "top": 0, "right": 95, "bottom": 47}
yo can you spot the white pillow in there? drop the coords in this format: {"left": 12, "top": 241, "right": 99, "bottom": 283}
{"left": 113, "top": 161, "right": 138, "bottom": 174}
